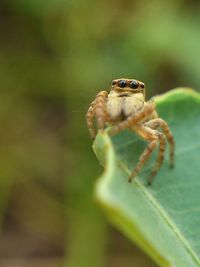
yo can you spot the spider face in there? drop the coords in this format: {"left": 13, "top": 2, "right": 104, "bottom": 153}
{"left": 107, "top": 78, "right": 146, "bottom": 119}
{"left": 111, "top": 78, "right": 145, "bottom": 94}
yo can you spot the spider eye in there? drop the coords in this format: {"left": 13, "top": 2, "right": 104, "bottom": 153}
{"left": 118, "top": 80, "right": 127, "bottom": 88}
{"left": 112, "top": 80, "right": 116, "bottom": 85}
{"left": 130, "top": 81, "right": 138, "bottom": 89}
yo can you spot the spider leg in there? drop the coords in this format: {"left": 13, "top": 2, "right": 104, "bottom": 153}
{"left": 108, "top": 101, "right": 155, "bottom": 136}
{"left": 86, "top": 91, "right": 108, "bottom": 139}
{"left": 86, "top": 100, "right": 96, "bottom": 139}
{"left": 147, "top": 132, "right": 166, "bottom": 185}
{"left": 144, "top": 118, "right": 174, "bottom": 168}
{"left": 95, "top": 91, "right": 108, "bottom": 130}
{"left": 128, "top": 125, "right": 158, "bottom": 183}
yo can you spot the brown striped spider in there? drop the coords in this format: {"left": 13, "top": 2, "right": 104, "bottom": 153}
{"left": 86, "top": 78, "right": 174, "bottom": 185}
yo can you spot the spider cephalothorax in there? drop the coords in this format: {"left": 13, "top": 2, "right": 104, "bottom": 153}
{"left": 86, "top": 78, "right": 174, "bottom": 185}
{"left": 107, "top": 78, "right": 146, "bottom": 120}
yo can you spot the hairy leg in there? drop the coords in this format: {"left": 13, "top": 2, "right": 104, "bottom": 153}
{"left": 148, "top": 133, "right": 166, "bottom": 185}
{"left": 95, "top": 91, "right": 108, "bottom": 130}
{"left": 108, "top": 101, "right": 155, "bottom": 136}
{"left": 145, "top": 118, "right": 174, "bottom": 167}
{"left": 86, "top": 91, "right": 108, "bottom": 139}
{"left": 128, "top": 126, "right": 158, "bottom": 182}
{"left": 86, "top": 100, "right": 96, "bottom": 139}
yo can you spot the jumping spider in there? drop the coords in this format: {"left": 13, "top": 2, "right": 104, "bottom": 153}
{"left": 86, "top": 78, "right": 174, "bottom": 185}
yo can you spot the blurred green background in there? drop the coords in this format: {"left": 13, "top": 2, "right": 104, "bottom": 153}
{"left": 0, "top": 0, "right": 199, "bottom": 266}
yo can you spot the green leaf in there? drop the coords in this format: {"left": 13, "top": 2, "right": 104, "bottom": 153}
{"left": 93, "top": 88, "right": 200, "bottom": 267}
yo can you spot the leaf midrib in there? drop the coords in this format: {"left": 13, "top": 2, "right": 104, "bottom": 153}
{"left": 139, "top": 185, "right": 200, "bottom": 265}
{"left": 116, "top": 150, "right": 200, "bottom": 266}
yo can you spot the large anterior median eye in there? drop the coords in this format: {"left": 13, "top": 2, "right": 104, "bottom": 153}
{"left": 130, "top": 80, "right": 138, "bottom": 89}
{"left": 118, "top": 80, "right": 127, "bottom": 88}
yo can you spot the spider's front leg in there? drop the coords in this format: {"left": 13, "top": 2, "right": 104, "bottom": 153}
{"left": 86, "top": 91, "right": 108, "bottom": 139}
{"left": 86, "top": 99, "right": 97, "bottom": 139}
{"left": 108, "top": 101, "right": 155, "bottom": 136}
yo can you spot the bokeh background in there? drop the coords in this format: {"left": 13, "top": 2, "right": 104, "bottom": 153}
{"left": 0, "top": 0, "right": 199, "bottom": 266}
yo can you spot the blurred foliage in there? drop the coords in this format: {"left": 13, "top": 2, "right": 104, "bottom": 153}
{"left": 0, "top": 0, "right": 200, "bottom": 266}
